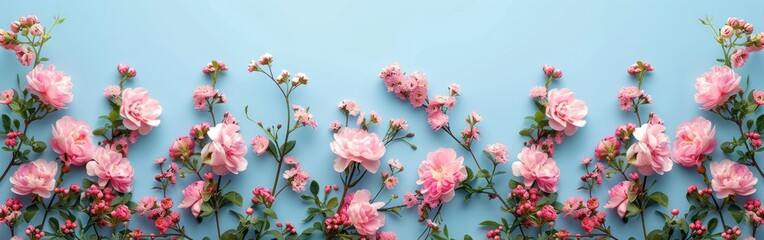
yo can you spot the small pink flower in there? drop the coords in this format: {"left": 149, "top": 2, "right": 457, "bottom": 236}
{"left": 672, "top": 117, "right": 716, "bottom": 167}
{"left": 403, "top": 192, "right": 419, "bottom": 208}
{"left": 26, "top": 65, "right": 73, "bottom": 109}
{"left": 14, "top": 45, "right": 33, "bottom": 66}
{"left": 250, "top": 135, "right": 269, "bottom": 156}
{"left": 103, "top": 85, "right": 121, "bottom": 98}
{"left": 512, "top": 145, "right": 560, "bottom": 193}
{"left": 0, "top": 89, "right": 13, "bottom": 104}
{"left": 338, "top": 99, "right": 361, "bottom": 116}
{"left": 390, "top": 118, "right": 408, "bottom": 130}
{"left": 380, "top": 63, "right": 408, "bottom": 100}
{"left": 627, "top": 123, "right": 673, "bottom": 175}
{"left": 135, "top": 197, "right": 157, "bottom": 215}
{"left": 721, "top": 25, "right": 734, "bottom": 38}
{"left": 542, "top": 65, "right": 555, "bottom": 77}
{"left": 427, "top": 111, "right": 449, "bottom": 131}
{"left": 292, "top": 105, "right": 317, "bottom": 128}
{"left": 329, "top": 121, "right": 342, "bottom": 131}
{"left": 417, "top": 148, "right": 467, "bottom": 205}
{"left": 201, "top": 123, "right": 248, "bottom": 175}
{"left": 384, "top": 176, "right": 398, "bottom": 189}
{"left": 178, "top": 181, "right": 206, "bottom": 217}
{"left": 346, "top": 189, "right": 385, "bottom": 236}
{"left": 604, "top": 181, "right": 634, "bottom": 218}
{"left": 331, "top": 128, "right": 386, "bottom": 173}
{"left": 406, "top": 71, "right": 428, "bottom": 107}
{"left": 694, "top": 66, "right": 742, "bottom": 110}
{"left": 546, "top": 88, "right": 587, "bottom": 135}
{"left": 283, "top": 167, "right": 310, "bottom": 192}
{"left": 731, "top": 48, "right": 750, "bottom": 68}
{"left": 378, "top": 231, "right": 397, "bottom": 240}
{"left": 258, "top": 53, "right": 273, "bottom": 65}
{"left": 561, "top": 197, "right": 583, "bottom": 216}
{"left": 448, "top": 83, "right": 461, "bottom": 96}
{"left": 169, "top": 136, "right": 195, "bottom": 160}
{"left": 529, "top": 86, "right": 547, "bottom": 99}
{"left": 86, "top": 147, "right": 134, "bottom": 193}
{"left": 594, "top": 136, "right": 620, "bottom": 160}
{"left": 120, "top": 87, "right": 162, "bottom": 135}
{"left": 484, "top": 143, "right": 509, "bottom": 164}
{"left": 710, "top": 159, "right": 757, "bottom": 198}
{"left": 50, "top": 116, "right": 94, "bottom": 167}
{"left": 10, "top": 159, "right": 57, "bottom": 198}
{"left": 755, "top": 90, "right": 764, "bottom": 105}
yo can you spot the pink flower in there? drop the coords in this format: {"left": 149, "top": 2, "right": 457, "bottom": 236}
{"left": 0, "top": 89, "right": 13, "bottom": 105}
{"left": 710, "top": 159, "right": 757, "bottom": 198}
{"left": 562, "top": 197, "right": 583, "bottom": 217}
{"left": 25, "top": 65, "right": 73, "bottom": 109}
{"left": 346, "top": 189, "right": 385, "bottom": 236}
{"left": 50, "top": 116, "right": 94, "bottom": 167}
{"left": 378, "top": 231, "right": 397, "bottom": 240}
{"left": 694, "top": 66, "right": 742, "bottom": 110}
{"left": 14, "top": 45, "right": 33, "bottom": 66}
{"left": 546, "top": 88, "right": 587, "bottom": 135}
{"left": 338, "top": 99, "right": 361, "bottom": 116}
{"left": 672, "top": 117, "right": 716, "bottom": 167}
{"left": 103, "top": 85, "right": 121, "bottom": 98}
{"left": 484, "top": 143, "right": 509, "bottom": 164}
{"left": 417, "top": 148, "right": 467, "bottom": 205}
{"left": 542, "top": 64, "right": 555, "bottom": 77}
{"left": 329, "top": 121, "right": 342, "bottom": 131}
{"left": 512, "top": 145, "right": 560, "bottom": 193}
{"left": 121, "top": 87, "right": 162, "bottom": 135}
{"left": 258, "top": 53, "right": 273, "bottom": 65}
{"left": 250, "top": 135, "right": 269, "bottom": 156}
{"left": 169, "top": 136, "right": 195, "bottom": 160}
{"left": 201, "top": 123, "right": 248, "bottom": 175}
{"left": 721, "top": 25, "right": 734, "bottom": 38}
{"left": 529, "top": 86, "right": 547, "bottom": 99}
{"left": 380, "top": 63, "right": 408, "bottom": 100}
{"left": 178, "top": 181, "right": 206, "bottom": 217}
{"left": 594, "top": 136, "right": 620, "bottom": 160}
{"left": 754, "top": 90, "right": 764, "bottom": 105}
{"left": 384, "top": 176, "right": 398, "bottom": 189}
{"left": 390, "top": 118, "right": 408, "bottom": 130}
{"left": 448, "top": 83, "right": 461, "bottom": 96}
{"left": 604, "top": 181, "right": 633, "bottom": 218}
{"left": 292, "top": 105, "right": 317, "bottom": 128}
{"left": 86, "top": 147, "right": 135, "bottom": 193}
{"left": 731, "top": 48, "right": 750, "bottom": 68}
{"left": 330, "top": 128, "right": 386, "bottom": 173}
{"left": 403, "top": 192, "right": 419, "bottom": 208}
{"left": 283, "top": 167, "right": 310, "bottom": 192}
{"left": 627, "top": 123, "right": 673, "bottom": 175}
{"left": 406, "top": 71, "right": 428, "bottom": 107}
{"left": 10, "top": 159, "right": 57, "bottom": 198}
{"left": 427, "top": 111, "right": 449, "bottom": 131}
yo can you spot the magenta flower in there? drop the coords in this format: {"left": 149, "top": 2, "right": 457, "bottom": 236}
{"left": 603, "top": 181, "right": 634, "bottom": 218}
{"left": 330, "top": 128, "right": 386, "bottom": 173}
{"left": 26, "top": 64, "right": 73, "bottom": 109}
{"left": 346, "top": 189, "right": 385, "bottom": 236}
{"left": 178, "top": 181, "right": 206, "bottom": 217}
{"left": 627, "top": 123, "right": 673, "bottom": 175}
{"left": 121, "top": 87, "right": 162, "bottom": 135}
{"left": 86, "top": 147, "right": 134, "bottom": 193}
{"left": 417, "top": 148, "right": 467, "bottom": 205}
{"left": 512, "top": 145, "right": 560, "bottom": 193}
{"left": 694, "top": 66, "right": 742, "bottom": 110}
{"left": 50, "top": 116, "right": 94, "bottom": 167}
{"left": 201, "top": 123, "right": 248, "bottom": 175}
{"left": 546, "top": 88, "right": 587, "bottom": 135}
{"left": 10, "top": 159, "right": 57, "bottom": 198}
{"left": 672, "top": 117, "right": 716, "bottom": 167}
{"left": 710, "top": 159, "right": 757, "bottom": 198}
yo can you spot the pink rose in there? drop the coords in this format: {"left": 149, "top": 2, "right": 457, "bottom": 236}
{"left": 0, "top": 89, "right": 14, "bottom": 105}
{"left": 710, "top": 159, "right": 757, "bottom": 198}
{"left": 250, "top": 135, "right": 269, "bottom": 156}
{"left": 86, "top": 147, "right": 135, "bottom": 193}
{"left": 417, "top": 148, "right": 467, "bottom": 205}
{"left": 169, "top": 136, "right": 195, "bottom": 160}
{"left": 754, "top": 90, "right": 764, "bottom": 105}
{"left": 672, "top": 117, "right": 716, "bottom": 167}
{"left": 546, "top": 88, "right": 587, "bottom": 135}
{"left": 50, "top": 116, "right": 94, "bottom": 167}
{"left": 25, "top": 64, "right": 73, "bottom": 109}
{"left": 721, "top": 25, "right": 734, "bottom": 38}
{"left": 330, "top": 128, "right": 386, "bottom": 173}
{"left": 14, "top": 45, "right": 34, "bottom": 66}
{"left": 512, "top": 145, "right": 560, "bottom": 193}
{"left": 594, "top": 136, "right": 621, "bottom": 160}
{"left": 201, "top": 123, "right": 248, "bottom": 175}
{"left": 731, "top": 48, "right": 750, "bottom": 68}
{"left": 694, "top": 66, "right": 742, "bottom": 110}
{"left": 178, "top": 181, "right": 206, "bottom": 217}
{"left": 626, "top": 123, "right": 673, "bottom": 176}
{"left": 10, "top": 159, "right": 57, "bottom": 198}
{"left": 121, "top": 87, "right": 162, "bottom": 135}
{"left": 378, "top": 231, "right": 397, "bottom": 240}
{"left": 604, "top": 181, "right": 634, "bottom": 218}
{"left": 346, "top": 189, "right": 385, "bottom": 236}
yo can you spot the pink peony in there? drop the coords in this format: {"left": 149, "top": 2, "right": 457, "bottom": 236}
{"left": 710, "top": 159, "right": 757, "bottom": 198}
{"left": 330, "top": 128, "right": 386, "bottom": 173}
{"left": 512, "top": 145, "right": 560, "bottom": 193}
{"left": 10, "top": 159, "right": 57, "bottom": 198}
{"left": 694, "top": 66, "right": 742, "bottom": 110}
{"left": 417, "top": 148, "right": 467, "bottom": 205}
{"left": 120, "top": 87, "right": 162, "bottom": 135}
{"left": 346, "top": 189, "right": 385, "bottom": 236}
{"left": 50, "top": 116, "right": 94, "bottom": 167}
{"left": 604, "top": 181, "right": 634, "bottom": 218}
{"left": 178, "top": 181, "right": 206, "bottom": 217}
{"left": 201, "top": 123, "right": 248, "bottom": 175}
{"left": 25, "top": 64, "right": 73, "bottom": 109}
{"left": 627, "top": 123, "right": 673, "bottom": 175}
{"left": 86, "top": 147, "right": 134, "bottom": 193}
{"left": 672, "top": 117, "right": 716, "bottom": 167}
{"left": 251, "top": 135, "right": 269, "bottom": 156}
{"left": 546, "top": 88, "right": 587, "bottom": 135}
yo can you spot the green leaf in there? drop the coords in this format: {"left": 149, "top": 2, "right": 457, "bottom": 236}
{"left": 707, "top": 217, "right": 718, "bottom": 231}
{"left": 648, "top": 192, "right": 669, "bottom": 208}
{"left": 464, "top": 234, "right": 474, "bottom": 240}
{"left": 1, "top": 114, "right": 10, "bottom": 132}
{"left": 475, "top": 169, "right": 491, "bottom": 178}
{"left": 720, "top": 141, "right": 734, "bottom": 154}
{"left": 48, "top": 217, "right": 60, "bottom": 232}
{"left": 282, "top": 140, "right": 297, "bottom": 155}
{"left": 200, "top": 203, "right": 214, "bottom": 217}
{"left": 327, "top": 197, "right": 339, "bottom": 210}
{"left": 263, "top": 207, "right": 278, "bottom": 219}
{"left": 479, "top": 220, "right": 500, "bottom": 227}
{"left": 757, "top": 114, "right": 764, "bottom": 133}
{"left": 518, "top": 128, "right": 534, "bottom": 137}
{"left": 23, "top": 204, "right": 39, "bottom": 222}
{"left": 310, "top": 180, "right": 319, "bottom": 196}
{"left": 32, "top": 141, "right": 47, "bottom": 153}
{"left": 508, "top": 179, "right": 522, "bottom": 189}
{"left": 223, "top": 191, "right": 243, "bottom": 207}
{"left": 729, "top": 204, "right": 744, "bottom": 223}
{"left": 625, "top": 203, "right": 641, "bottom": 218}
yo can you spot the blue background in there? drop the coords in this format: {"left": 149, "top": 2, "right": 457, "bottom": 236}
{"left": 2, "top": 1, "right": 764, "bottom": 239}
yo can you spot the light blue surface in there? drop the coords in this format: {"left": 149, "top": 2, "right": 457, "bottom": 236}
{"left": 2, "top": 1, "right": 764, "bottom": 239}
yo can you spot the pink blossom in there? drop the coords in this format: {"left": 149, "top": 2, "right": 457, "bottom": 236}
{"left": 338, "top": 99, "right": 361, "bottom": 116}
{"left": 346, "top": 189, "right": 385, "bottom": 236}
{"left": 283, "top": 167, "right": 310, "bottom": 192}
{"left": 86, "top": 147, "right": 134, "bottom": 193}
{"left": 403, "top": 192, "right": 419, "bottom": 208}
{"left": 694, "top": 66, "right": 742, "bottom": 110}
{"left": 710, "top": 159, "right": 757, "bottom": 198}
{"left": 484, "top": 143, "right": 509, "bottom": 164}
{"left": 103, "top": 85, "right": 120, "bottom": 98}
{"left": 546, "top": 88, "right": 587, "bottom": 135}
{"left": 562, "top": 197, "right": 583, "bottom": 217}
{"left": 627, "top": 123, "right": 673, "bottom": 175}
{"left": 258, "top": 53, "right": 273, "bottom": 65}
{"left": 542, "top": 64, "right": 555, "bottom": 77}
{"left": 388, "top": 159, "right": 403, "bottom": 170}
{"left": 178, "top": 181, "right": 206, "bottom": 217}
{"left": 50, "top": 116, "right": 94, "bottom": 167}
{"left": 406, "top": 71, "right": 428, "bottom": 107}
{"left": 390, "top": 118, "right": 408, "bottom": 130}
{"left": 14, "top": 45, "right": 33, "bottom": 66}
{"left": 26, "top": 64, "right": 73, "bottom": 109}
{"left": 594, "top": 136, "right": 620, "bottom": 160}
{"left": 427, "top": 111, "right": 449, "bottom": 131}
{"left": 121, "top": 87, "right": 162, "bottom": 135}
{"left": 169, "top": 136, "right": 195, "bottom": 160}
{"left": 201, "top": 123, "right": 248, "bottom": 175}
{"left": 512, "top": 145, "right": 560, "bottom": 193}
{"left": 135, "top": 197, "right": 157, "bottom": 215}
{"left": 448, "top": 83, "right": 461, "bottom": 96}
{"left": 384, "top": 176, "right": 398, "bottom": 189}
{"left": 721, "top": 25, "right": 734, "bottom": 38}
{"left": 529, "top": 86, "right": 547, "bottom": 99}
{"left": 330, "top": 128, "right": 386, "bottom": 173}
{"left": 292, "top": 105, "right": 317, "bottom": 128}
{"left": 417, "top": 148, "right": 467, "bottom": 205}
{"left": 250, "top": 135, "right": 269, "bottom": 156}
{"left": 755, "top": 90, "right": 764, "bottom": 105}
{"left": 604, "top": 181, "right": 633, "bottom": 218}
{"left": 10, "top": 159, "right": 57, "bottom": 198}
{"left": 202, "top": 60, "right": 228, "bottom": 74}
{"left": 672, "top": 117, "right": 716, "bottom": 167}
{"left": 284, "top": 156, "right": 300, "bottom": 166}
{"left": 380, "top": 63, "right": 408, "bottom": 100}
{"left": 731, "top": 48, "right": 750, "bottom": 68}
{"left": 0, "top": 89, "right": 13, "bottom": 105}
{"left": 329, "top": 121, "right": 342, "bottom": 131}
{"left": 378, "top": 231, "right": 397, "bottom": 240}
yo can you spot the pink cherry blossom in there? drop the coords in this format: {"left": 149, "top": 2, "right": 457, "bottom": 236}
{"left": 50, "top": 116, "right": 94, "bottom": 167}
{"left": 10, "top": 159, "right": 57, "bottom": 198}
{"left": 201, "top": 123, "right": 248, "bottom": 175}
{"left": 417, "top": 148, "right": 467, "bottom": 205}
{"left": 338, "top": 99, "right": 361, "bottom": 116}
{"left": 406, "top": 71, "right": 428, "bottom": 107}
{"left": 403, "top": 192, "right": 419, "bottom": 208}
{"left": 710, "top": 159, "right": 757, "bottom": 198}
{"left": 694, "top": 66, "right": 742, "bottom": 110}
{"left": 330, "top": 128, "right": 386, "bottom": 173}
{"left": 346, "top": 189, "right": 385, "bottom": 236}
{"left": 103, "top": 85, "right": 121, "bottom": 98}
{"left": 529, "top": 86, "right": 547, "bottom": 99}
{"left": 627, "top": 123, "right": 673, "bottom": 175}
{"left": 178, "top": 181, "right": 206, "bottom": 217}
{"left": 546, "top": 88, "right": 587, "bottom": 135}
{"left": 380, "top": 63, "right": 408, "bottom": 100}
{"left": 26, "top": 64, "right": 73, "bottom": 109}
{"left": 250, "top": 135, "right": 269, "bottom": 156}
{"left": 672, "top": 117, "right": 716, "bottom": 167}
{"left": 120, "top": 87, "right": 162, "bottom": 135}
{"left": 484, "top": 143, "right": 509, "bottom": 164}
{"left": 512, "top": 145, "right": 560, "bottom": 193}
{"left": 604, "top": 181, "right": 633, "bottom": 218}
{"left": 378, "top": 231, "right": 397, "bottom": 240}
{"left": 86, "top": 147, "right": 134, "bottom": 193}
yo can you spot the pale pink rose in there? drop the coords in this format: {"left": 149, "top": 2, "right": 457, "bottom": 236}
{"left": 201, "top": 123, "right": 248, "bottom": 175}
{"left": 25, "top": 64, "right": 73, "bottom": 109}
{"left": 330, "top": 128, "right": 386, "bottom": 173}
{"left": 417, "top": 148, "right": 467, "bottom": 205}
{"left": 120, "top": 87, "right": 162, "bottom": 135}
{"left": 672, "top": 117, "right": 716, "bottom": 167}
{"left": 694, "top": 66, "right": 742, "bottom": 110}
{"left": 86, "top": 147, "right": 134, "bottom": 192}
{"left": 28, "top": 24, "right": 43, "bottom": 36}
{"left": 627, "top": 123, "right": 673, "bottom": 175}
{"left": 14, "top": 45, "right": 34, "bottom": 66}
{"left": 50, "top": 116, "right": 94, "bottom": 167}
{"left": 512, "top": 145, "right": 560, "bottom": 193}
{"left": 731, "top": 48, "right": 750, "bottom": 68}
{"left": 546, "top": 88, "right": 587, "bottom": 135}
{"left": 604, "top": 181, "right": 633, "bottom": 218}
{"left": 710, "top": 159, "right": 757, "bottom": 198}
{"left": 10, "top": 159, "right": 57, "bottom": 198}
{"left": 346, "top": 189, "right": 385, "bottom": 236}
{"left": 178, "top": 181, "right": 206, "bottom": 217}
{"left": 250, "top": 135, "right": 269, "bottom": 156}
{"left": 721, "top": 25, "right": 734, "bottom": 38}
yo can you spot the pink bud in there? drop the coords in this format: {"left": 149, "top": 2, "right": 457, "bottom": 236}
{"left": 728, "top": 17, "right": 740, "bottom": 28}
{"left": 671, "top": 209, "right": 679, "bottom": 216}
{"left": 542, "top": 64, "right": 555, "bottom": 77}
{"left": 246, "top": 208, "right": 254, "bottom": 215}
{"left": 552, "top": 69, "right": 562, "bottom": 78}
{"left": 117, "top": 64, "right": 130, "bottom": 76}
